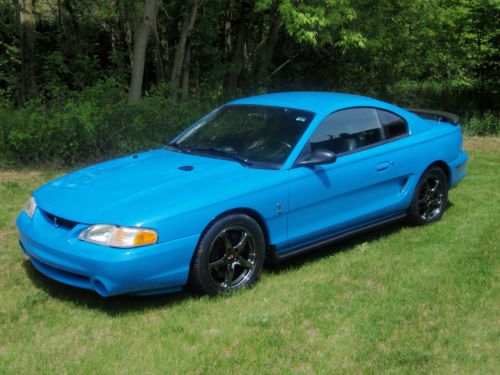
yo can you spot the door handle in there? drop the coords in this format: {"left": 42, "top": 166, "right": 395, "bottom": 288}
{"left": 376, "top": 161, "right": 393, "bottom": 171}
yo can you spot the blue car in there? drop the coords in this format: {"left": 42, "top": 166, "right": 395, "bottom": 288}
{"left": 17, "top": 92, "right": 468, "bottom": 296}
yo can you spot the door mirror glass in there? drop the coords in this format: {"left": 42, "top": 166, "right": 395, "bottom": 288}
{"left": 297, "top": 148, "right": 337, "bottom": 167}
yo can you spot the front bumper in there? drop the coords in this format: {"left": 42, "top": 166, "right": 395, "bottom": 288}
{"left": 16, "top": 210, "right": 200, "bottom": 296}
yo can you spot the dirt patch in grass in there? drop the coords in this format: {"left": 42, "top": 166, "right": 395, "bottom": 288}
{"left": 0, "top": 170, "right": 44, "bottom": 182}
{"left": 464, "top": 136, "right": 500, "bottom": 153}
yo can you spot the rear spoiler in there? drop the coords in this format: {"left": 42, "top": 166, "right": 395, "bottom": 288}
{"left": 406, "top": 108, "right": 460, "bottom": 125}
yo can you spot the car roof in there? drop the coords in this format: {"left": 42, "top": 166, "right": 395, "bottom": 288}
{"left": 229, "top": 91, "right": 391, "bottom": 115}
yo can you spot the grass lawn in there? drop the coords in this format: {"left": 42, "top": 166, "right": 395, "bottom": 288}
{"left": 0, "top": 137, "right": 498, "bottom": 374}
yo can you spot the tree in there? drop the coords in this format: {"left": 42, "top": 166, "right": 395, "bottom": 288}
{"left": 255, "top": 0, "right": 282, "bottom": 84}
{"left": 13, "top": 0, "right": 36, "bottom": 102}
{"left": 170, "top": 0, "right": 200, "bottom": 98}
{"left": 129, "top": 0, "right": 158, "bottom": 101}
{"left": 0, "top": 0, "right": 496, "bottom": 115}
{"left": 277, "top": 0, "right": 364, "bottom": 48}
{"left": 223, "top": 0, "right": 253, "bottom": 99}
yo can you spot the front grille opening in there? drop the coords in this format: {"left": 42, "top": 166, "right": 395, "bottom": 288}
{"left": 40, "top": 209, "right": 78, "bottom": 230}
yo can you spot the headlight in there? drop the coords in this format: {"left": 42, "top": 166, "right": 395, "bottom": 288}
{"left": 79, "top": 224, "right": 158, "bottom": 248}
{"left": 24, "top": 196, "right": 37, "bottom": 218}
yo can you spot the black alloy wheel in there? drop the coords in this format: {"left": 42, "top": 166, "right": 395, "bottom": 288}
{"left": 408, "top": 166, "right": 448, "bottom": 225}
{"left": 189, "top": 214, "right": 265, "bottom": 295}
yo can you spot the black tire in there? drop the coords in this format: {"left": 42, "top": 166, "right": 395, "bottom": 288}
{"left": 189, "top": 214, "right": 266, "bottom": 296}
{"left": 408, "top": 166, "right": 448, "bottom": 225}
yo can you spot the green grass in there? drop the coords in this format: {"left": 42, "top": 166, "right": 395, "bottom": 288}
{"left": 0, "top": 137, "right": 499, "bottom": 374}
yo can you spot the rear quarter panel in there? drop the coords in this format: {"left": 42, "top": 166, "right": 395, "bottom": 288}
{"left": 396, "top": 116, "right": 465, "bottom": 198}
{"left": 376, "top": 104, "right": 465, "bottom": 189}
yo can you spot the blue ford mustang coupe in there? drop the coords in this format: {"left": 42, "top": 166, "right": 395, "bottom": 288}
{"left": 17, "top": 92, "right": 468, "bottom": 296}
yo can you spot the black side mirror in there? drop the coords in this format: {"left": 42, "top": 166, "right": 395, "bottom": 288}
{"left": 297, "top": 148, "right": 337, "bottom": 167}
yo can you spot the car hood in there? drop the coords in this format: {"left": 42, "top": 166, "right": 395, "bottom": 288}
{"left": 34, "top": 149, "right": 277, "bottom": 225}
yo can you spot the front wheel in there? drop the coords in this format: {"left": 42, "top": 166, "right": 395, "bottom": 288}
{"left": 408, "top": 166, "right": 448, "bottom": 225}
{"left": 189, "top": 214, "right": 265, "bottom": 296}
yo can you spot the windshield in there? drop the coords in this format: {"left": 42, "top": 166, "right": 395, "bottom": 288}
{"left": 170, "top": 105, "right": 314, "bottom": 167}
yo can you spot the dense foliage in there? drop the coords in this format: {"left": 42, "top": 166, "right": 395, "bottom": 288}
{"left": 0, "top": 0, "right": 498, "bottom": 165}
{"left": 0, "top": 80, "right": 214, "bottom": 164}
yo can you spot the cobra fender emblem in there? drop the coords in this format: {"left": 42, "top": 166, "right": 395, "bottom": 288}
{"left": 276, "top": 203, "right": 283, "bottom": 215}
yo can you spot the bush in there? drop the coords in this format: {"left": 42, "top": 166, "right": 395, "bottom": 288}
{"left": 385, "top": 81, "right": 499, "bottom": 114}
{"left": 384, "top": 81, "right": 499, "bottom": 136}
{"left": 463, "top": 111, "right": 500, "bottom": 136}
{"left": 0, "top": 80, "right": 214, "bottom": 166}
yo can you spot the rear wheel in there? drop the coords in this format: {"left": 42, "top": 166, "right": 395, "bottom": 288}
{"left": 408, "top": 166, "right": 448, "bottom": 225}
{"left": 189, "top": 214, "right": 265, "bottom": 296}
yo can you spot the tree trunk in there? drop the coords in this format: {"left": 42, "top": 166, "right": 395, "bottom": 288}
{"left": 193, "top": 60, "right": 200, "bottom": 94}
{"left": 223, "top": 0, "right": 253, "bottom": 99}
{"left": 15, "top": 0, "right": 36, "bottom": 102}
{"left": 123, "top": 0, "right": 138, "bottom": 77}
{"left": 224, "top": 0, "right": 235, "bottom": 59}
{"left": 128, "top": 0, "right": 158, "bottom": 102}
{"left": 256, "top": 1, "right": 282, "bottom": 83}
{"left": 181, "top": 39, "right": 191, "bottom": 100}
{"left": 170, "top": 0, "right": 199, "bottom": 95}
{"left": 154, "top": 23, "right": 166, "bottom": 83}
{"left": 63, "top": 0, "right": 80, "bottom": 40}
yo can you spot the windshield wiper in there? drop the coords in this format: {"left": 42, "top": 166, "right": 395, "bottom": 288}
{"left": 167, "top": 142, "right": 191, "bottom": 153}
{"left": 189, "top": 147, "right": 253, "bottom": 167}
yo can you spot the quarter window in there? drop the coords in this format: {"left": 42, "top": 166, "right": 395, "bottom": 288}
{"left": 377, "top": 109, "right": 408, "bottom": 139}
{"left": 309, "top": 108, "right": 383, "bottom": 154}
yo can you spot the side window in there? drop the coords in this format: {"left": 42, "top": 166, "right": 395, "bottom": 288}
{"left": 309, "top": 108, "right": 383, "bottom": 154}
{"left": 377, "top": 109, "right": 408, "bottom": 139}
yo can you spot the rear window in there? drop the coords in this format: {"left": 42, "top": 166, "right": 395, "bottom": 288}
{"left": 377, "top": 110, "right": 408, "bottom": 139}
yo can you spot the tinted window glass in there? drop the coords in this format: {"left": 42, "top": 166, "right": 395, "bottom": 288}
{"left": 309, "top": 108, "right": 383, "bottom": 154}
{"left": 176, "top": 105, "right": 314, "bottom": 165}
{"left": 377, "top": 110, "right": 408, "bottom": 138}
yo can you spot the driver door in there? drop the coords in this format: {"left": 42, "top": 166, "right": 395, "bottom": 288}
{"left": 285, "top": 107, "right": 408, "bottom": 251}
